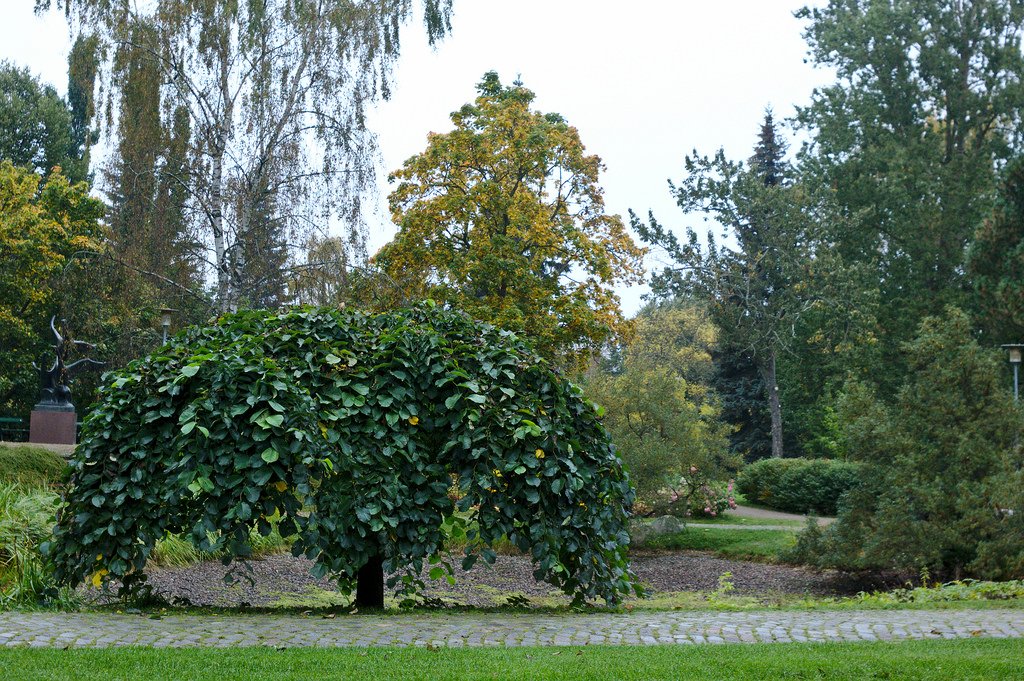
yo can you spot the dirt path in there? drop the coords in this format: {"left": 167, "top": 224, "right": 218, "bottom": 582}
{"left": 99, "top": 552, "right": 885, "bottom": 610}
{"left": 729, "top": 504, "right": 834, "bottom": 525}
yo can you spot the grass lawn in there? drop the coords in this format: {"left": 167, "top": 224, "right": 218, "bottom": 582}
{"left": 685, "top": 514, "right": 807, "bottom": 528}
{"left": 646, "top": 527, "right": 797, "bottom": 561}
{"left": 2, "top": 639, "right": 1021, "bottom": 680}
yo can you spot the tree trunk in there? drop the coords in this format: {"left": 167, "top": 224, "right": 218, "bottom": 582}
{"left": 212, "top": 24, "right": 235, "bottom": 313}
{"left": 211, "top": 142, "right": 230, "bottom": 312}
{"left": 763, "top": 351, "right": 784, "bottom": 458}
{"left": 355, "top": 553, "right": 384, "bottom": 609}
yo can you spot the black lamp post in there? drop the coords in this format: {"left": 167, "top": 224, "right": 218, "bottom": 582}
{"left": 1001, "top": 344, "right": 1023, "bottom": 401}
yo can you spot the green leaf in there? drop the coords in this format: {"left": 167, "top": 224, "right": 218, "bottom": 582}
{"left": 261, "top": 447, "right": 279, "bottom": 463}
{"left": 180, "top": 421, "right": 196, "bottom": 435}
{"left": 324, "top": 354, "right": 341, "bottom": 364}
{"left": 265, "top": 414, "right": 284, "bottom": 428}
{"left": 181, "top": 365, "right": 200, "bottom": 377}
{"left": 444, "top": 394, "right": 461, "bottom": 409}
{"left": 428, "top": 567, "right": 444, "bottom": 580}
{"left": 467, "top": 394, "right": 486, "bottom": 404}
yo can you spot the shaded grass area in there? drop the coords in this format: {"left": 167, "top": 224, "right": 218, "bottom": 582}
{"left": 149, "top": 522, "right": 291, "bottom": 569}
{"left": 629, "top": 579, "right": 1024, "bottom": 613}
{"left": 0, "top": 475, "right": 289, "bottom": 610}
{"left": 683, "top": 514, "right": 806, "bottom": 528}
{"left": 645, "top": 527, "right": 797, "bottom": 561}
{"left": 0, "top": 444, "right": 67, "bottom": 487}
{"left": 2, "top": 639, "right": 1021, "bottom": 680}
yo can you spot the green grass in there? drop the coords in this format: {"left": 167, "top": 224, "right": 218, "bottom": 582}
{"left": 1, "top": 639, "right": 1020, "bottom": 680}
{"left": 685, "top": 513, "right": 806, "bottom": 528}
{"left": 0, "top": 476, "right": 289, "bottom": 609}
{"left": 0, "top": 482, "right": 78, "bottom": 609}
{"left": 0, "top": 444, "right": 67, "bottom": 487}
{"left": 646, "top": 527, "right": 797, "bottom": 561}
{"left": 149, "top": 520, "right": 292, "bottom": 569}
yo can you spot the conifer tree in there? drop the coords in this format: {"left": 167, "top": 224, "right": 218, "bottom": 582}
{"left": 636, "top": 112, "right": 820, "bottom": 458}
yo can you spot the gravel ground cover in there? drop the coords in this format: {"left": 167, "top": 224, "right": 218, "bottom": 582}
{"left": 83, "top": 551, "right": 883, "bottom": 609}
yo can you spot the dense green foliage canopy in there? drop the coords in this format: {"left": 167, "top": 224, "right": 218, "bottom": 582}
{"left": 585, "top": 300, "right": 734, "bottom": 510}
{"left": 634, "top": 114, "right": 834, "bottom": 458}
{"left": 736, "top": 457, "right": 862, "bottom": 517}
{"left": 0, "top": 62, "right": 87, "bottom": 184}
{"left": 377, "top": 73, "right": 645, "bottom": 371}
{"left": 48, "top": 304, "right": 638, "bottom": 605}
{"left": 967, "top": 157, "right": 1024, "bottom": 344}
{"left": 0, "top": 161, "right": 105, "bottom": 416}
{"left": 802, "top": 308, "right": 1024, "bottom": 579}
{"left": 796, "top": 0, "right": 1024, "bottom": 387}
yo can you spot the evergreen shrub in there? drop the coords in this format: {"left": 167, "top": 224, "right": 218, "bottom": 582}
{"left": 736, "top": 457, "right": 862, "bottom": 516}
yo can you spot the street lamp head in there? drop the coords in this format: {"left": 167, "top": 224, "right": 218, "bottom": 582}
{"left": 1001, "top": 344, "right": 1024, "bottom": 364}
{"left": 160, "top": 308, "right": 177, "bottom": 329}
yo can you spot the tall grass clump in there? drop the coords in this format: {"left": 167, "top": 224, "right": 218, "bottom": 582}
{"left": 150, "top": 513, "right": 293, "bottom": 568}
{"left": 0, "top": 483, "right": 76, "bottom": 608}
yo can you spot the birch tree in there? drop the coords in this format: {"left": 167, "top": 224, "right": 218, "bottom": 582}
{"left": 42, "top": 0, "right": 453, "bottom": 311}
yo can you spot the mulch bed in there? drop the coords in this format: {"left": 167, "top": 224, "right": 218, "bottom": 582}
{"left": 98, "top": 551, "right": 895, "bottom": 609}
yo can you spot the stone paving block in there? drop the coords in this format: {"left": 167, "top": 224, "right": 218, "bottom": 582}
{"left": 0, "top": 609, "right": 1021, "bottom": 649}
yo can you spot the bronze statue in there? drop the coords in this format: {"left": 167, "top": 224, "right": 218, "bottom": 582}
{"left": 34, "top": 316, "right": 105, "bottom": 409}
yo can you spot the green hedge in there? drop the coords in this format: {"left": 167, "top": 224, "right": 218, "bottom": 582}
{"left": 0, "top": 445, "right": 67, "bottom": 487}
{"left": 736, "top": 458, "right": 862, "bottom": 516}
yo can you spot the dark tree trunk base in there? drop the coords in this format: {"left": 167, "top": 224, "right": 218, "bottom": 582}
{"left": 355, "top": 554, "right": 385, "bottom": 609}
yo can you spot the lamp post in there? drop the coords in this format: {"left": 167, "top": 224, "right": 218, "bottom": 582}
{"left": 1001, "top": 344, "right": 1023, "bottom": 401}
{"left": 160, "top": 308, "right": 177, "bottom": 345}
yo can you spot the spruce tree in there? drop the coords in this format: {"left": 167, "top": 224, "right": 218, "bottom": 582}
{"left": 636, "top": 112, "right": 822, "bottom": 458}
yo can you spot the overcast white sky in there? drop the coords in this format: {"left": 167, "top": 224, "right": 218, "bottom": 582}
{"left": 0, "top": 0, "right": 829, "bottom": 314}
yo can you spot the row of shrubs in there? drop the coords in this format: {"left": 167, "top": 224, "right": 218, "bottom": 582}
{"left": 736, "top": 457, "right": 862, "bottom": 517}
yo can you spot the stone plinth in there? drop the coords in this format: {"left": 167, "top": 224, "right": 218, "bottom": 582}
{"left": 29, "top": 404, "right": 77, "bottom": 445}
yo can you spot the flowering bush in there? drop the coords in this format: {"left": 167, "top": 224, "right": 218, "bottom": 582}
{"left": 667, "top": 466, "right": 736, "bottom": 518}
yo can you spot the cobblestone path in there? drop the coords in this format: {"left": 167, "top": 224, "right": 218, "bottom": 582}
{"left": 2, "top": 609, "right": 1022, "bottom": 648}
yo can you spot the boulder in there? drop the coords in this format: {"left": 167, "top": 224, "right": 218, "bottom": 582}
{"left": 629, "top": 515, "right": 685, "bottom": 546}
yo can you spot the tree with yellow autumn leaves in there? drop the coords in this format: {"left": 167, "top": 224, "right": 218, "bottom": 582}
{"left": 0, "top": 161, "right": 104, "bottom": 415}
{"left": 375, "top": 72, "right": 645, "bottom": 371}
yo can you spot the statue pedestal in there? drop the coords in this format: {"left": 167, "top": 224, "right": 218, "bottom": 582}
{"left": 29, "top": 404, "right": 76, "bottom": 445}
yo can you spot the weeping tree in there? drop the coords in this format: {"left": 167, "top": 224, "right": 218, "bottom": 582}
{"left": 46, "top": 304, "right": 638, "bottom": 607}
{"left": 41, "top": 0, "right": 454, "bottom": 312}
